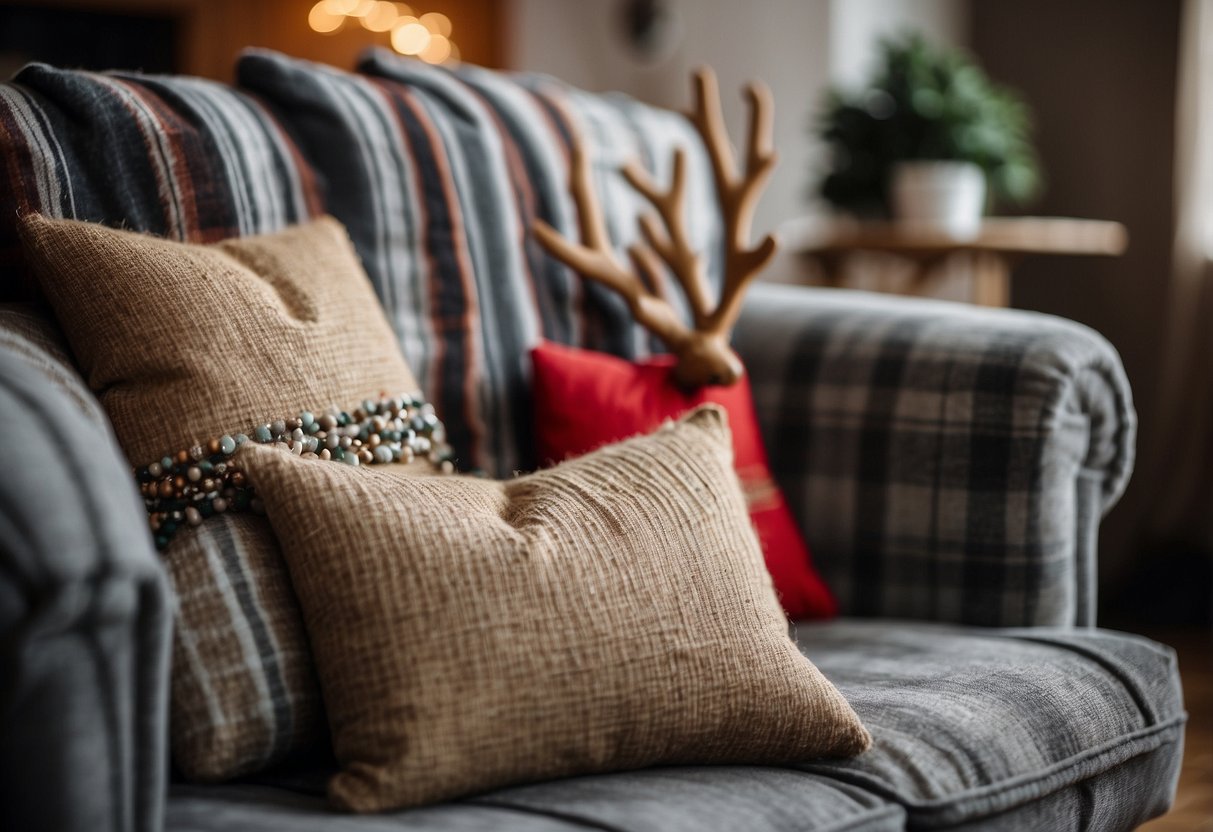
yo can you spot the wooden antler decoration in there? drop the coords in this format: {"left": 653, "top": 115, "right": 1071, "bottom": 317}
{"left": 533, "top": 67, "right": 777, "bottom": 389}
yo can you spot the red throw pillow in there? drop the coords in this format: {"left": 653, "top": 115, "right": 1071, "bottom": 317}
{"left": 532, "top": 340, "right": 836, "bottom": 620}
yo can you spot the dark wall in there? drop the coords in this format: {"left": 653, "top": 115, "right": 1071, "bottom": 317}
{"left": 0, "top": 5, "right": 178, "bottom": 78}
{"left": 972, "top": 0, "right": 1183, "bottom": 620}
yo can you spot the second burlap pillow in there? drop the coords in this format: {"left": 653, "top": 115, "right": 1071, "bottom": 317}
{"left": 238, "top": 406, "right": 870, "bottom": 812}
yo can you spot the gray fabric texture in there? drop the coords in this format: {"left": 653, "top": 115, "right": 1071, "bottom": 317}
{"left": 0, "top": 333, "right": 173, "bottom": 832}
{"left": 941, "top": 740, "right": 1183, "bottom": 832}
{"left": 794, "top": 620, "right": 1185, "bottom": 830}
{"left": 167, "top": 769, "right": 905, "bottom": 832}
{"left": 0, "top": 304, "right": 103, "bottom": 421}
{"left": 161, "top": 621, "right": 1183, "bottom": 831}
{"left": 735, "top": 284, "right": 1136, "bottom": 627}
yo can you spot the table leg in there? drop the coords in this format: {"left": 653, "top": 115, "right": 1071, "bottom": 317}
{"left": 972, "top": 252, "right": 1011, "bottom": 307}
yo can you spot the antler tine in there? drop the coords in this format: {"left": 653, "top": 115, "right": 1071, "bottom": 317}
{"left": 688, "top": 67, "right": 779, "bottom": 337}
{"left": 532, "top": 129, "right": 694, "bottom": 351}
{"left": 688, "top": 68, "right": 736, "bottom": 191}
{"left": 622, "top": 149, "right": 713, "bottom": 327}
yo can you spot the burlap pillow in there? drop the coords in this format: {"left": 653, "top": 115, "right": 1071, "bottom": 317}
{"left": 237, "top": 406, "right": 871, "bottom": 812}
{"left": 16, "top": 214, "right": 433, "bottom": 780}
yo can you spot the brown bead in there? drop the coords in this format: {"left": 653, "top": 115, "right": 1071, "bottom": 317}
{"left": 230, "top": 470, "right": 247, "bottom": 488}
{"left": 207, "top": 438, "right": 222, "bottom": 455}
{"left": 177, "top": 450, "right": 191, "bottom": 465}
{"left": 173, "top": 475, "right": 186, "bottom": 490}
{"left": 158, "top": 480, "right": 175, "bottom": 499}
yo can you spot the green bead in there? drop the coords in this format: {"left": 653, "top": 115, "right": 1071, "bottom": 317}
{"left": 219, "top": 434, "right": 236, "bottom": 455}
{"left": 254, "top": 425, "right": 272, "bottom": 443}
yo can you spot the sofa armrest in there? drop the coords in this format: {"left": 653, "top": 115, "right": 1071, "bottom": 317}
{"left": 0, "top": 311, "right": 171, "bottom": 832}
{"left": 735, "top": 284, "right": 1135, "bottom": 628}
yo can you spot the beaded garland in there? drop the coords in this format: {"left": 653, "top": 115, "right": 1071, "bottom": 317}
{"left": 137, "top": 393, "right": 455, "bottom": 550}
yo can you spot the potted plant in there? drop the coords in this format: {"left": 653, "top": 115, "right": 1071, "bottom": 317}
{"left": 815, "top": 34, "right": 1041, "bottom": 238}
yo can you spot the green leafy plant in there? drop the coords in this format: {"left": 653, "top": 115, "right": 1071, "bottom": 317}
{"left": 815, "top": 33, "right": 1042, "bottom": 216}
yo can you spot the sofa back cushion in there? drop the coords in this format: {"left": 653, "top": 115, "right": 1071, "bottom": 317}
{"left": 239, "top": 49, "right": 723, "bottom": 476}
{"left": 0, "top": 63, "right": 323, "bottom": 300}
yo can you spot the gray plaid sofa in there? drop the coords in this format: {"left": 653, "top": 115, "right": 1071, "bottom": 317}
{"left": 0, "top": 55, "right": 1185, "bottom": 832}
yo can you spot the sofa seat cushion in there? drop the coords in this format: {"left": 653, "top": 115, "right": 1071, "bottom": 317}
{"left": 795, "top": 620, "right": 1185, "bottom": 829}
{"left": 167, "top": 768, "right": 905, "bottom": 832}
{"left": 165, "top": 622, "right": 1181, "bottom": 831}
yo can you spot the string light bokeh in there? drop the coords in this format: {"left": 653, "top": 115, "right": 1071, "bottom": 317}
{"left": 308, "top": 1, "right": 459, "bottom": 64}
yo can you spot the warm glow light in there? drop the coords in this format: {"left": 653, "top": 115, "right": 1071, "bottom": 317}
{"left": 360, "top": 0, "right": 399, "bottom": 31}
{"left": 309, "top": 1, "right": 345, "bottom": 33}
{"left": 419, "top": 33, "right": 451, "bottom": 63}
{"left": 419, "top": 11, "right": 452, "bottom": 37}
{"left": 310, "top": 0, "right": 453, "bottom": 57}
{"left": 391, "top": 19, "right": 431, "bottom": 55}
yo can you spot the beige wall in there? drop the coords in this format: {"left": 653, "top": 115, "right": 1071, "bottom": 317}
{"left": 830, "top": 0, "right": 968, "bottom": 87}
{"left": 971, "top": 1, "right": 1183, "bottom": 606}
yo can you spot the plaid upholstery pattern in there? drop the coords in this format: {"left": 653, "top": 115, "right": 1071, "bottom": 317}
{"left": 239, "top": 49, "right": 719, "bottom": 476}
{"left": 735, "top": 284, "right": 1136, "bottom": 627}
{"left": 0, "top": 62, "right": 322, "bottom": 299}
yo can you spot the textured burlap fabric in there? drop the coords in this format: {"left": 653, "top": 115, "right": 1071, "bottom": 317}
{"left": 238, "top": 406, "right": 871, "bottom": 813}
{"left": 17, "top": 214, "right": 421, "bottom": 780}
{"left": 18, "top": 214, "right": 416, "bottom": 464}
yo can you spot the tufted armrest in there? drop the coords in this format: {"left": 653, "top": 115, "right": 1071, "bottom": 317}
{"left": 734, "top": 284, "right": 1135, "bottom": 628}
{"left": 0, "top": 307, "right": 171, "bottom": 832}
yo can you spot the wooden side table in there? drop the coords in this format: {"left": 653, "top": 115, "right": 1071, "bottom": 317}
{"left": 778, "top": 216, "right": 1129, "bottom": 307}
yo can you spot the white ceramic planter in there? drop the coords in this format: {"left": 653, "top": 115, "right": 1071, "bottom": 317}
{"left": 890, "top": 161, "right": 986, "bottom": 240}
